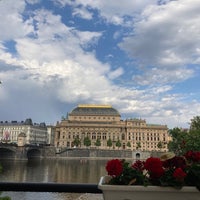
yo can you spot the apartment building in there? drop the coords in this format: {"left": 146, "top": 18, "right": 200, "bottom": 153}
{"left": 0, "top": 118, "right": 48, "bottom": 146}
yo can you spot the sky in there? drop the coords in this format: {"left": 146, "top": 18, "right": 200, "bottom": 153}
{"left": 0, "top": 0, "right": 200, "bottom": 128}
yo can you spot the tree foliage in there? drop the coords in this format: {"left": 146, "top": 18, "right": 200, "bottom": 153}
{"left": 107, "top": 138, "right": 112, "bottom": 149}
{"left": 127, "top": 141, "right": 131, "bottom": 148}
{"left": 115, "top": 139, "right": 121, "bottom": 149}
{"left": 83, "top": 136, "right": 91, "bottom": 147}
{"left": 157, "top": 141, "right": 163, "bottom": 150}
{"left": 168, "top": 127, "right": 186, "bottom": 155}
{"left": 168, "top": 116, "right": 200, "bottom": 155}
{"left": 190, "top": 116, "right": 200, "bottom": 130}
{"left": 72, "top": 136, "right": 81, "bottom": 147}
{"left": 184, "top": 129, "right": 200, "bottom": 152}
{"left": 136, "top": 142, "right": 141, "bottom": 150}
{"left": 95, "top": 138, "right": 101, "bottom": 147}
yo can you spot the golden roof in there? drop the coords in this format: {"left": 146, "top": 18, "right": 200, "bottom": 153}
{"left": 78, "top": 104, "right": 112, "bottom": 108}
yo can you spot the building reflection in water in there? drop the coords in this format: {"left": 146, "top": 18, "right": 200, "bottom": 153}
{"left": 0, "top": 159, "right": 108, "bottom": 183}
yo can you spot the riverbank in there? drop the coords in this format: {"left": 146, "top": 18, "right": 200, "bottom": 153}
{"left": 53, "top": 148, "right": 160, "bottom": 160}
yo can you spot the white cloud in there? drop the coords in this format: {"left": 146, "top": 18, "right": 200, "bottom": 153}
{"left": 55, "top": 0, "right": 157, "bottom": 25}
{"left": 72, "top": 6, "right": 93, "bottom": 20}
{"left": 107, "top": 67, "right": 124, "bottom": 80}
{"left": 132, "top": 67, "right": 194, "bottom": 86}
{"left": 10, "top": 9, "right": 102, "bottom": 64}
{"left": 121, "top": 0, "right": 200, "bottom": 65}
{"left": 1, "top": 0, "right": 200, "bottom": 129}
{"left": 0, "top": 0, "right": 32, "bottom": 40}
{"left": 74, "top": 30, "right": 102, "bottom": 49}
{"left": 119, "top": 0, "right": 200, "bottom": 85}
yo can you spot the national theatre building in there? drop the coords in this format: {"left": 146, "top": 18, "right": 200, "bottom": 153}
{"left": 55, "top": 104, "right": 170, "bottom": 152}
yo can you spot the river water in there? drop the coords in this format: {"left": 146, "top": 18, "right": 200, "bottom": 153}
{"left": 0, "top": 159, "right": 108, "bottom": 200}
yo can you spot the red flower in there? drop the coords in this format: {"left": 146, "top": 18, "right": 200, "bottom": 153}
{"left": 144, "top": 157, "right": 164, "bottom": 178}
{"left": 106, "top": 159, "right": 123, "bottom": 176}
{"left": 194, "top": 152, "right": 200, "bottom": 162}
{"left": 173, "top": 168, "right": 186, "bottom": 181}
{"left": 163, "top": 156, "right": 186, "bottom": 169}
{"left": 132, "top": 160, "right": 145, "bottom": 172}
{"left": 184, "top": 151, "right": 200, "bottom": 162}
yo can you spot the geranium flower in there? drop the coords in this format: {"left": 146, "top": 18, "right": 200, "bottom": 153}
{"left": 163, "top": 156, "right": 186, "bottom": 169}
{"left": 104, "top": 150, "right": 200, "bottom": 190}
{"left": 173, "top": 167, "right": 187, "bottom": 181}
{"left": 184, "top": 151, "right": 200, "bottom": 162}
{"left": 132, "top": 160, "right": 145, "bottom": 172}
{"left": 106, "top": 159, "right": 123, "bottom": 176}
{"left": 144, "top": 157, "right": 164, "bottom": 179}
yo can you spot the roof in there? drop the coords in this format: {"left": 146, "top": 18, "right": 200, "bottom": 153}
{"left": 18, "top": 132, "right": 26, "bottom": 137}
{"left": 0, "top": 118, "right": 46, "bottom": 127}
{"left": 69, "top": 104, "right": 120, "bottom": 116}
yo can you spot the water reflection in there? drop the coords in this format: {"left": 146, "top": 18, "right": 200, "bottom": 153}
{"left": 0, "top": 159, "right": 108, "bottom": 183}
{"left": 0, "top": 159, "right": 107, "bottom": 199}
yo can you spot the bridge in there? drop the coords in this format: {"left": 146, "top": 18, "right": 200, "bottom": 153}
{"left": 0, "top": 144, "right": 56, "bottom": 160}
{"left": 0, "top": 145, "right": 162, "bottom": 160}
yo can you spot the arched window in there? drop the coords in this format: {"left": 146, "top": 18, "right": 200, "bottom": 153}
{"left": 136, "top": 153, "right": 140, "bottom": 160}
{"left": 92, "top": 132, "right": 96, "bottom": 139}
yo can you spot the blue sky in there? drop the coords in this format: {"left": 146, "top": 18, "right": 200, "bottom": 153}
{"left": 0, "top": 0, "right": 200, "bottom": 128}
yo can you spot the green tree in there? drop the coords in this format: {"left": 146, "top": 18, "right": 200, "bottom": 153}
{"left": 168, "top": 127, "right": 187, "bottom": 155}
{"left": 107, "top": 138, "right": 112, "bottom": 149}
{"left": 184, "top": 130, "right": 200, "bottom": 152}
{"left": 127, "top": 141, "right": 131, "bottom": 148}
{"left": 168, "top": 125, "right": 200, "bottom": 155}
{"left": 83, "top": 136, "right": 91, "bottom": 148}
{"left": 157, "top": 141, "right": 163, "bottom": 150}
{"left": 190, "top": 116, "right": 200, "bottom": 130}
{"left": 95, "top": 138, "right": 101, "bottom": 148}
{"left": 187, "top": 116, "right": 200, "bottom": 151}
{"left": 116, "top": 139, "right": 121, "bottom": 149}
{"left": 136, "top": 142, "right": 141, "bottom": 150}
{"left": 72, "top": 136, "right": 81, "bottom": 147}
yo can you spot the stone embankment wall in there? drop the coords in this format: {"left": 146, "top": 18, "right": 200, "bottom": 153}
{"left": 0, "top": 145, "right": 164, "bottom": 160}
{"left": 53, "top": 148, "right": 162, "bottom": 160}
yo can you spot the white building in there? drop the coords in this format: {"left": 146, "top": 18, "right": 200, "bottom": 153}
{"left": 46, "top": 125, "right": 55, "bottom": 146}
{"left": 0, "top": 118, "right": 48, "bottom": 146}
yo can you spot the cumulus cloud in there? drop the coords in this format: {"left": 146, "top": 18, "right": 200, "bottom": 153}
{"left": 119, "top": 0, "right": 200, "bottom": 84}
{"left": 0, "top": 2, "right": 114, "bottom": 106}
{"left": 55, "top": 0, "right": 157, "bottom": 25}
{"left": 0, "top": 0, "right": 200, "bottom": 128}
{"left": 107, "top": 67, "right": 124, "bottom": 80}
{"left": 132, "top": 67, "right": 194, "bottom": 86}
{"left": 72, "top": 6, "right": 93, "bottom": 20}
{"left": 0, "top": 0, "right": 32, "bottom": 40}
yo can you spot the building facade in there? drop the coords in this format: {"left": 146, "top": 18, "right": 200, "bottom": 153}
{"left": 0, "top": 118, "right": 48, "bottom": 146}
{"left": 47, "top": 125, "right": 55, "bottom": 146}
{"left": 55, "top": 104, "right": 170, "bottom": 152}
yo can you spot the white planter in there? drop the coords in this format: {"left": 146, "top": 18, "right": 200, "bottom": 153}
{"left": 98, "top": 176, "right": 200, "bottom": 200}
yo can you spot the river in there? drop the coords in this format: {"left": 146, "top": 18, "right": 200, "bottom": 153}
{"left": 0, "top": 158, "right": 108, "bottom": 200}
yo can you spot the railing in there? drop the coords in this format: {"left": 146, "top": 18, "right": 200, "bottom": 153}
{"left": 0, "top": 182, "right": 102, "bottom": 193}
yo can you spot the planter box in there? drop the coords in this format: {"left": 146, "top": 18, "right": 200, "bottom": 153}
{"left": 98, "top": 176, "right": 199, "bottom": 200}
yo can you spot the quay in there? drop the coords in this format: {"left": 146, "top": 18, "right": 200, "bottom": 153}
{"left": 0, "top": 143, "right": 162, "bottom": 160}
